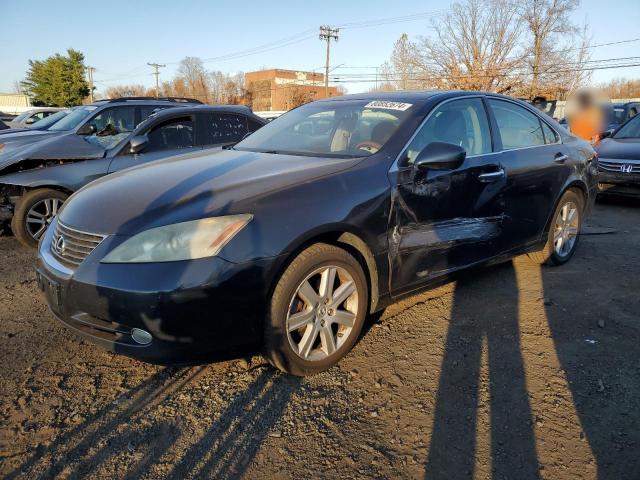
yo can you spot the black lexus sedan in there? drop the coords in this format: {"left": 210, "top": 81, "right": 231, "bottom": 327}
{"left": 596, "top": 111, "right": 640, "bottom": 196}
{"left": 37, "top": 91, "right": 598, "bottom": 376}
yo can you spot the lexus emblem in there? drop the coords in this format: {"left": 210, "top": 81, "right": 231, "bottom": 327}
{"left": 621, "top": 164, "right": 633, "bottom": 173}
{"left": 55, "top": 235, "right": 66, "bottom": 253}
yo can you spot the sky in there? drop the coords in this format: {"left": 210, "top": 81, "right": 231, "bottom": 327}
{"left": 1, "top": 0, "right": 639, "bottom": 96}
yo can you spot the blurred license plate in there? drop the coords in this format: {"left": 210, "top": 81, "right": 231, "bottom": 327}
{"left": 36, "top": 270, "right": 62, "bottom": 314}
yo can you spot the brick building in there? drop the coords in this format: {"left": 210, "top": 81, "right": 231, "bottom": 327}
{"left": 245, "top": 69, "right": 340, "bottom": 112}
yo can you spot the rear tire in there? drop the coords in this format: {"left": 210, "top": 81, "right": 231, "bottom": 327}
{"left": 264, "top": 243, "right": 369, "bottom": 376}
{"left": 528, "top": 189, "right": 583, "bottom": 266}
{"left": 11, "top": 188, "right": 68, "bottom": 248}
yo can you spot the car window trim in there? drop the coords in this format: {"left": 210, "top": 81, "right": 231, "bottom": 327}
{"left": 393, "top": 94, "right": 496, "bottom": 170}
{"left": 485, "top": 96, "right": 562, "bottom": 150}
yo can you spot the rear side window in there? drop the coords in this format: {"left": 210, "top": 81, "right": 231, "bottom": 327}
{"left": 201, "top": 113, "right": 248, "bottom": 145}
{"left": 145, "top": 116, "right": 194, "bottom": 152}
{"left": 403, "top": 98, "right": 492, "bottom": 164}
{"left": 488, "top": 99, "right": 545, "bottom": 150}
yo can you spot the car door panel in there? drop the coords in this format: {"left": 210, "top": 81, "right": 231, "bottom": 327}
{"left": 485, "top": 98, "right": 572, "bottom": 251}
{"left": 389, "top": 155, "right": 506, "bottom": 294}
{"left": 388, "top": 97, "right": 507, "bottom": 295}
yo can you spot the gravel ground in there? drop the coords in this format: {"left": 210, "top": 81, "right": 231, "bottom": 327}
{"left": 1, "top": 197, "right": 639, "bottom": 480}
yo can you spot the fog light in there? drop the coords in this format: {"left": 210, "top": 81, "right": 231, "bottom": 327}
{"left": 131, "top": 328, "right": 152, "bottom": 345}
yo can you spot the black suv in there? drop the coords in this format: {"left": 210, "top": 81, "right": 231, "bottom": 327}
{"left": 0, "top": 101, "right": 265, "bottom": 246}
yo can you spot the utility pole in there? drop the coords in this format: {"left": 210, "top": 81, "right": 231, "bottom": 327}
{"left": 319, "top": 26, "right": 339, "bottom": 98}
{"left": 86, "top": 66, "right": 95, "bottom": 102}
{"left": 147, "top": 62, "right": 166, "bottom": 98}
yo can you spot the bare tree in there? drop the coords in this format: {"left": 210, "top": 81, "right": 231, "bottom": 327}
{"left": 284, "top": 86, "right": 314, "bottom": 110}
{"left": 417, "top": 0, "right": 526, "bottom": 92}
{"left": 380, "top": 34, "right": 429, "bottom": 90}
{"left": 519, "top": 0, "right": 582, "bottom": 97}
{"left": 104, "top": 84, "right": 151, "bottom": 98}
{"left": 177, "top": 57, "right": 211, "bottom": 102}
{"left": 599, "top": 78, "right": 640, "bottom": 99}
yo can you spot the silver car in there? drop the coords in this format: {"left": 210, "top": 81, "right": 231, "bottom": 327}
{"left": 6, "top": 107, "right": 65, "bottom": 128}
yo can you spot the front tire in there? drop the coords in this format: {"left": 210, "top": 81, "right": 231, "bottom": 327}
{"left": 528, "top": 189, "right": 583, "bottom": 266}
{"left": 264, "top": 243, "right": 369, "bottom": 376}
{"left": 11, "top": 189, "right": 68, "bottom": 248}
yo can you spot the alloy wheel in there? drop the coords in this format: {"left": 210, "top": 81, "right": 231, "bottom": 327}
{"left": 286, "top": 265, "right": 359, "bottom": 361}
{"left": 26, "top": 198, "right": 62, "bottom": 241}
{"left": 553, "top": 201, "right": 579, "bottom": 258}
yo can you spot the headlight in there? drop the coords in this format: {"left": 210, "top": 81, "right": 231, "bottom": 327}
{"left": 101, "top": 214, "right": 252, "bottom": 263}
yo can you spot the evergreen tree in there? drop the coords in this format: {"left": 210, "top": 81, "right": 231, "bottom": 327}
{"left": 21, "top": 49, "right": 90, "bottom": 106}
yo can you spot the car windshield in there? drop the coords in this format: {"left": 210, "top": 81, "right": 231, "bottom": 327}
{"left": 234, "top": 99, "right": 413, "bottom": 158}
{"left": 48, "top": 106, "right": 97, "bottom": 131}
{"left": 613, "top": 114, "right": 640, "bottom": 139}
{"left": 26, "top": 110, "right": 70, "bottom": 129}
{"left": 12, "top": 111, "right": 32, "bottom": 123}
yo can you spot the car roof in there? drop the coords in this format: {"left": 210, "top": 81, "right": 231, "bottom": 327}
{"left": 316, "top": 90, "right": 521, "bottom": 104}
{"left": 148, "top": 104, "right": 258, "bottom": 118}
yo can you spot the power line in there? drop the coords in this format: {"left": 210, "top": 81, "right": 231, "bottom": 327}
{"left": 330, "top": 62, "right": 640, "bottom": 84}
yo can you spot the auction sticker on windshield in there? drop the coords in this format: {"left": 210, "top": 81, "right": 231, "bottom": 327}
{"left": 365, "top": 101, "right": 413, "bottom": 111}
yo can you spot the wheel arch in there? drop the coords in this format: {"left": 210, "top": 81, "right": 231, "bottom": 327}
{"left": 270, "top": 226, "right": 382, "bottom": 314}
{"left": 542, "top": 179, "right": 588, "bottom": 238}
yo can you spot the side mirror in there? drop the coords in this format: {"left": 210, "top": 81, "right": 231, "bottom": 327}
{"left": 25, "top": 117, "right": 38, "bottom": 125}
{"left": 414, "top": 142, "right": 466, "bottom": 171}
{"left": 129, "top": 135, "right": 149, "bottom": 154}
{"left": 600, "top": 129, "right": 614, "bottom": 139}
{"left": 78, "top": 124, "right": 97, "bottom": 135}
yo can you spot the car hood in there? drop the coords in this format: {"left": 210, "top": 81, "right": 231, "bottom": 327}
{"left": 0, "top": 127, "right": 30, "bottom": 136}
{"left": 0, "top": 131, "right": 106, "bottom": 171}
{"left": 60, "top": 148, "right": 364, "bottom": 235}
{"left": 596, "top": 137, "right": 640, "bottom": 161}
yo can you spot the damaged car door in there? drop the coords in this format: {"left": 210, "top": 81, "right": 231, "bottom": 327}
{"left": 389, "top": 97, "right": 507, "bottom": 294}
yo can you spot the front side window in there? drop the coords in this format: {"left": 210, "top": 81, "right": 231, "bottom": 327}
{"left": 235, "top": 99, "right": 413, "bottom": 158}
{"left": 201, "top": 113, "right": 248, "bottom": 145}
{"left": 144, "top": 116, "right": 194, "bottom": 152}
{"left": 489, "top": 99, "right": 545, "bottom": 150}
{"left": 84, "top": 107, "right": 136, "bottom": 149}
{"left": 613, "top": 114, "right": 640, "bottom": 139}
{"left": 403, "top": 98, "right": 492, "bottom": 165}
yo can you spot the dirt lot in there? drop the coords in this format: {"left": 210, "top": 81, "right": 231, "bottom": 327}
{"left": 1, "top": 197, "right": 639, "bottom": 480}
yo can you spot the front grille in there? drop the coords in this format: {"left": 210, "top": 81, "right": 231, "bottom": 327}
{"left": 50, "top": 221, "right": 106, "bottom": 267}
{"left": 598, "top": 159, "right": 640, "bottom": 174}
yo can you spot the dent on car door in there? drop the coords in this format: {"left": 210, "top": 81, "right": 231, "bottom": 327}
{"left": 108, "top": 115, "right": 196, "bottom": 173}
{"left": 486, "top": 98, "right": 571, "bottom": 251}
{"left": 388, "top": 97, "right": 508, "bottom": 295}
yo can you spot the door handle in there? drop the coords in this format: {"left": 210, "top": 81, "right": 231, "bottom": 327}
{"left": 554, "top": 153, "right": 569, "bottom": 163}
{"left": 478, "top": 168, "right": 505, "bottom": 182}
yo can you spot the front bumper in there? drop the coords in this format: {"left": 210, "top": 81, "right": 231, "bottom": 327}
{"left": 597, "top": 170, "right": 640, "bottom": 196}
{"left": 37, "top": 220, "right": 282, "bottom": 364}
